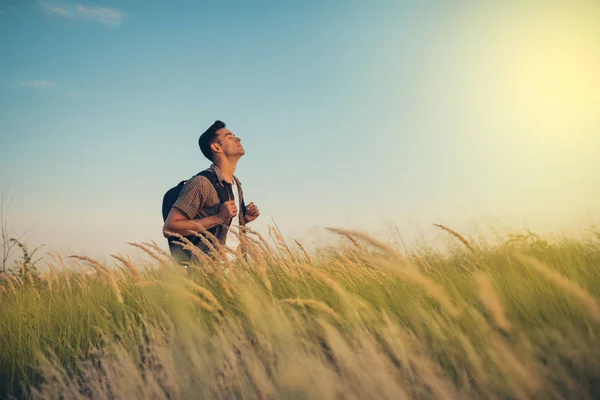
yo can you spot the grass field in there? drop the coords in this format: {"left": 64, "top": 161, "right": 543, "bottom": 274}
{"left": 1, "top": 224, "right": 600, "bottom": 399}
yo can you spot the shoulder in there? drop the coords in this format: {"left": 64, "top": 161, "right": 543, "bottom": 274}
{"left": 188, "top": 173, "right": 211, "bottom": 185}
{"left": 180, "top": 174, "right": 214, "bottom": 194}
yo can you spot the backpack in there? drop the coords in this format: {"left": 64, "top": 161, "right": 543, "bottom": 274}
{"left": 162, "top": 169, "right": 246, "bottom": 262}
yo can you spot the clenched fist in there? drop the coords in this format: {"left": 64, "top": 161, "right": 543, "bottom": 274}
{"left": 244, "top": 202, "right": 260, "bottom": 223}
{"left": 218, "top": 200, "right": 238, "bottom": 223}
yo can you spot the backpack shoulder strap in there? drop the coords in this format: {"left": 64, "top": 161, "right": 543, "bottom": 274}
{"left": 241, "top": 199, "right": 247, "bottom": 217}
{"left": 197, "top": 170, "right": 230, "bottom": 203}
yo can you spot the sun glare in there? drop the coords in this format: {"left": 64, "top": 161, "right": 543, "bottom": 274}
{"left": 457, "top": 5, "right": 600, "bottom": 145}
{"left": 509, "top": 18, "right": 600, "bottom": 137}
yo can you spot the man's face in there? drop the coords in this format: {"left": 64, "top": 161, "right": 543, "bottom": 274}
{"left": 213, "top": 127, "right": 245, "bottom": 158}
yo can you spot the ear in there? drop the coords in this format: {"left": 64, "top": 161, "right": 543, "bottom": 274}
{"left": 210, "top": 142, "right": 222, "bottom": 154}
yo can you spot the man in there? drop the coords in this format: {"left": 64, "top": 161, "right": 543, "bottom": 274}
{"left": 162, "top": 120, "right": 260, "bottom": 263}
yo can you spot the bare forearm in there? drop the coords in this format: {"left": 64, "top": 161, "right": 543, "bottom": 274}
{"left": 163, "top": 215, "right": 224, "bottom": 237}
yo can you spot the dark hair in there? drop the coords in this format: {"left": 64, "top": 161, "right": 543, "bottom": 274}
{"left": 198, "top": 120, "right": 226, "bottom": 161}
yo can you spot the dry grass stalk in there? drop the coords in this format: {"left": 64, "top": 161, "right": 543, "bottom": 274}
{"left": 296, "top": 264, "right": 345, "bottom": 296}
{"left": 26, "top": 271, "right": 34, "bottom": 286}
{"left": 489, "top": 335, "right": 542, "bottom": 398}
{"left": 195, "top": 223, "right": 222, "bottom": 249}
{"left": 326, "top": 228, "right": 408, "bottom": 264}
{"left": 328, "top": 261, "right": 351, "bottom": 282}
{"left": 346, "top": 248, "right": 385, "bottom": 283}
{"left": 232, "top": 228, "right": 265, "bottom": 267}
{"left": 50, "top": 251, "right": 67, "bottom": 272}
{"left": 232, "top": 245, "right": 245, "bottom": 264}
{"left": 294, "top": 239, "right": 314, "bottom": 266}
{"left": 247, "top": 227, "right": 276, "bottom": 253}
{"left": 248, "top": 241, "right": 273, "bottom": 268}
{"left": 127, "top": 242, "right": 169, "bottom": 264}
{"left": 218, "top": 248, "right": 232, "bottom": 270}
{"left": 14, "top": 276, "right": 24, "bottom": 286}
{"left": 46, "top": 263, "right": 55, "bottom": 293}
{"left": 347, "top": 248, "right": 365, "bottom": 268}
{"left": 474, "top": 272, "right": 512, "bottom": 333}
{"left": 280, "top": 298, "right": 342, "bottom": 321}
{"left": 337, "top": 232, "right": 363, "bottom": 250}
{"left": 145, "top": 240, "right": 170, "bottom": 258}
{"left": 246, "top": 240, "right": 266, "bottom": 267}
{"left": 63, "top": 271, "right": 71, "bottom": 292}
{"left": 433, "top": 224, "right": 476, "bottom": 255}
{"left": 53, "top": 262, "right": 73, "bottom": 293}
{"left": 258, "top": 264, "right": 272, "bottom": 294}
{"left": 31, "top": 287, "right": 41, "bottom": 300}
{"left": 239, "top": 230, "right": 266, "bottom": 251}
{"left": 176, "top": 288, "right": 215, "bottom": 312}
{"left": 267, "top": 228, "right": 285, "bottom": 260}
{"left": 189, "top": 229, "right": 231, "bottom": 269}
{"left": 336, "top": 254, "right": 376, "bottom": 283}
{"left": 70, "top": 255, "right": 123, "bottom": 304}
{"left": 337, "top": 252, "right": 354, "bottom": 268}
{"left": 183, "top": 279, "right": 222, "bottom": 311}
{"left": 5, "top": 275, "right": 16, "bottom": 293}
{"left": 182, "top": 223, "right": 227, "bottom": 264}
{"left": 166, "top": 233, "right": 212, "bottom": 265}
{"left": 410, "top": 253, "right": 432, "bottom": 273}
{"left": 341, "top": 251, "right": 371, "bottom": 275}
{"left": 235, "top": 230, "right": 272, "bottom": 291}
{"left": 111, "top": 253, "right": 141, "bottom": 281}
{"left": 294, "top": 265, "right": 370, "bottom": 317}
{"left": 452, "top": 329, "right": 491, "bottom": 388}
{"left": 241, "top": 226, "right": 283, "bottom": 266}
{"left": 270, "top": 226, "right": 296, "bottom": 262}
{"left": 215, "top": 272, "right": 234, "bottom": 299}
{"left": 516, "top": 253, "right": 600, "bottom": 323}
{"left": 373, "top": 255, "right": 461, "bottom": 317}
{"left": 48, "top": 253, "right": 63, "bottom": 293}
{"left": 69, "top": 255, "right": 108, "bottom": 275}
{"left": 358, "top": 263, "right": 385, "bottom": 283}
{"left": 136, "top": 280, "right": 214, "bottom": 312}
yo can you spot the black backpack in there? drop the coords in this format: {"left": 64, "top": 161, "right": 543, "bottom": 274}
{"left": 162, "top": 170, "right": 246, "bottom": 262}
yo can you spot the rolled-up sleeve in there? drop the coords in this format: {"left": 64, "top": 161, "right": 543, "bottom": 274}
{"left": 172, "top": 176, "right": 207, "bottom": 219}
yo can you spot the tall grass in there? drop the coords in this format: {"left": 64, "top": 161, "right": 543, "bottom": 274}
{"left": 1, "top": 225, "right": 600, "bottom": 399}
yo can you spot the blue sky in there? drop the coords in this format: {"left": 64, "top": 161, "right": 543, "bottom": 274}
{"left": 1, "top": 1, "right": 599, "bottom": 260}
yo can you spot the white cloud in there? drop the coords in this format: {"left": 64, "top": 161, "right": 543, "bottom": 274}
{"left": 75, "top": 5, "right": 123, "bottom": 26}
{"left": 39, "top": 1, "right": 124, "bottom": 27}
{"left": 20, "top": 81, "right": 58, "bottom": 88}
{"left": 43, "top": 5, "right": 71, "bottom": 17}
{"left": 40, "top": 2, "right": 72, "bottom": 17}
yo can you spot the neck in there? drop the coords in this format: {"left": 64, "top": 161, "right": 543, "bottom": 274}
{"left": 214, "top": 157, "right": 239, "bottom": 183}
